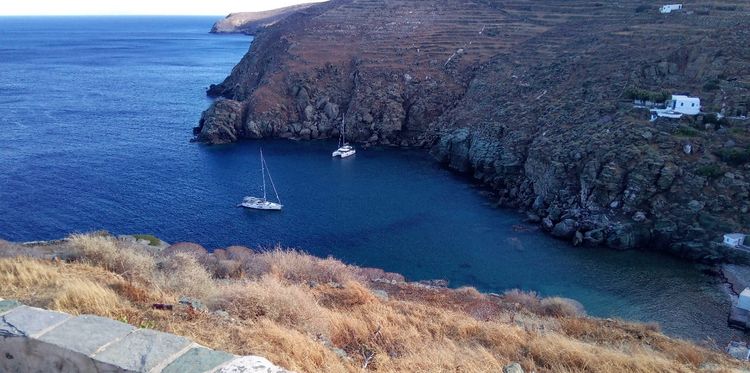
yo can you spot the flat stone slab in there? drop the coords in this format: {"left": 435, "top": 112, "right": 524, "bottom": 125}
{"left": 219, "top": 356, "right": 290, "bottom": 373}
{"left": 162, "top": 346, "right": 234, "bottom": 373}
{"left": 0, "top": 306, "right": 70, "bottom": 337}
{"left": 38, "top": 314, "right": 135, "bottom": 356}
{"left": 93, "top": 328, "right": 191, "bottom": 372}
{"left": 0, "top": 300, "right": 22, "bottom": 315}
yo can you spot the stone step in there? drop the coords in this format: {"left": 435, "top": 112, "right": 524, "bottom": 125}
{"left": 0, "top": 299, "right": 289, "bottom": 373}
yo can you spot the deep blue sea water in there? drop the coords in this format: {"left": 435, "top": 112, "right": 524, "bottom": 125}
{"left": 0, "top": 16, "right": 742, "bottom": 343}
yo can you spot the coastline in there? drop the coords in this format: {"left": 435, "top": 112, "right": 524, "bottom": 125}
{"left": 196, "top": 0, "right": 750, "bottom": 263}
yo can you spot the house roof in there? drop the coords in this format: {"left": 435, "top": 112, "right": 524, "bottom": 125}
{"left": 725, "top": 233, "right": 746, "bottom": 239}
{"left": 671, "top": 94, "right": 700, "bottom": 101}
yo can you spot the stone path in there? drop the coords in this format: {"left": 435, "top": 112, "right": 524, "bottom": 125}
{"left": 0, "top": 298, "right": 290, "bottom": 373}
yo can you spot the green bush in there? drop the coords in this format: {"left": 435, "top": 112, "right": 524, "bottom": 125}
{"left": 675, "top": 126, "right": 700, "bottom": 137}
{"left": 702, "top": 113, "right": 730, "bottom": 128}
{"left": 624, "top": 87, "right": 671, "bottom": 103}
{"left": 132, "top": 234, "right": 161, "bottom": 246}
{"left": 702, "top": 79, "right": 720, "bottom": 91}
{"left": 695, "top": 164, "right": 724, "bottom": 178}
{"left": 716, "top": 147, "right": 750, "bottom": 165}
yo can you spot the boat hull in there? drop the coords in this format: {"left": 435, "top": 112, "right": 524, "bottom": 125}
{"left": 332, "top": 146, "right": 356, "bottom": 158}
{"left": 240, "top": 197, "right": 283, "bottom": 211}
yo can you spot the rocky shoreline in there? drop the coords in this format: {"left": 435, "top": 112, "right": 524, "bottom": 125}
{"left": 197, "top": 0, "right": 750, "bottom": 262}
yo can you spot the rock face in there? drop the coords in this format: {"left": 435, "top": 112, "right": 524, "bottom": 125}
{"left": 210, "top": 4, "right": 316, "bottom": 35}
{"left": 197, "top": 0, "right": 750, "bottom": 261}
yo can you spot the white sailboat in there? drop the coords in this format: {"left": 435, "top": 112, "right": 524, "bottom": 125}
{"left": 332, "top": 116, "right": 356, "bottom": 158}
{"left": 240, "top": 148, "right": 283, "bottom": 211}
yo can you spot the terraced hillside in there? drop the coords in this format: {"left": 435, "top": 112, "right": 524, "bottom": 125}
{"left": 197, "top": 0, "right": 750, "bottom": 260}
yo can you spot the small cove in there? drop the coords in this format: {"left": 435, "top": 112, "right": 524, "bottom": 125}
{"left": 0, "top": 16, "right": 743, "bottom": 343}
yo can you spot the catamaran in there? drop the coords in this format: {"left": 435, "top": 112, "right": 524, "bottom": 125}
{"left": 332, "top": 116, "right": 356, "bottom": 158}
{"left": 239, "top": 148, "right": 283, "bottom": 211}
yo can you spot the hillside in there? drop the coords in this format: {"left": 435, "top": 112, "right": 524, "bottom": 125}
{"left": 1, "top": 233, "right": 746, "bottom": 372}
{"left": 210, "top": 4, "right": 318, "bottom": 34}
{"left": 195, "top": 0, "right": 750, "bottom": 261}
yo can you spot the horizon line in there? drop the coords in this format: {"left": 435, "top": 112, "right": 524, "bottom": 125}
{"left": 0, "top": 14, "right": 229, "bottom": 17}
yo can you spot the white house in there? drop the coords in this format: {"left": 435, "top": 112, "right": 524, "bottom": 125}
{"left": 724, "top": 233, "right": 746, "bottom": 247}
{"left": 660, "top": 4, "right": 683, "bottom": 13}
{"left": 666, "top": 95, "right": 701, "bottom": 115}
{"left": 739, "top": 288, "right": 750, "bottom": 311}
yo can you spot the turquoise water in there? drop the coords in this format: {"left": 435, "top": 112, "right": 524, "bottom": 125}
{"left": 0, "top": 16, "right": 741, "bottom": 342}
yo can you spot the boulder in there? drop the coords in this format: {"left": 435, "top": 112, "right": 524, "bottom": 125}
{"left": 324, "top": 102, "right": 339, "bottom": 119}
{"left": 583, "top": 229, "right": 605, "bottom": 246}
{"left": 194, "top": 99, "right": 245, "bottom": 144}
{"left": 542, "top": 217, "right": 555, "bottom": 231}
{"left": 299, "top": 128, "right": 312, "bottom": 140}
{"left": 551, "top": 219, "right": 577, "bottom": 239}
{"left": 503, "top": 362, "right": 524, "bottom": 373}
{"left": 573, "top": 230, "right": 584, "bottom": 246}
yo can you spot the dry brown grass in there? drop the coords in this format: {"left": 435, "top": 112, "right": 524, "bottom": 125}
{"left": 1, "top": 233, "right": 746, "bottom": 373}
{"left": 0, "top": 257, "right": 134, "bottom": 317}
{"left": 69, "top": 233, "right": 156, "bottom": 282}
{"left": 244, "top": 247, "right": 356, "bottom": 284}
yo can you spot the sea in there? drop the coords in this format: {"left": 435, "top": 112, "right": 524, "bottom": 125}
{"left": 0, "top": 16, "right": 743, "bottom": 343}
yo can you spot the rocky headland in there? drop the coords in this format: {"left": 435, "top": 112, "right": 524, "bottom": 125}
{"left": 210, "top": 4, "right": 317, "bottom": 35}
{"left": 196, "top": 0, "right": 750, "bottom": 262}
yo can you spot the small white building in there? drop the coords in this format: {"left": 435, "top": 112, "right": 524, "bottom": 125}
{"left": 660, "top": 4, "right": 683, "bottom": 14}
{"left": 724, "top": 233, "right": 746, "bottom": 247}
{"left": 739, "top": 288, "right": 750, "bottom": 311}
{"left": 666, "top": 95, "right": 701, "bottom": 115}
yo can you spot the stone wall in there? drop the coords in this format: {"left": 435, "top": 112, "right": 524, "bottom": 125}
{"left": 0, "top": 298, "right": 290, "bottom": 373}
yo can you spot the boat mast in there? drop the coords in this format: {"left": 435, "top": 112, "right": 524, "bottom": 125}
{"left": 264, "top": 155, "right": 282, "bottom": 204}
{"left": 260, "top": 148, "right": 267, "bottom": 200}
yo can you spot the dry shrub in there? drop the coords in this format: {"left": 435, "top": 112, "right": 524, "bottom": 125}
{"left": 455, "top": 286, "right": 482, "bottom": 297}
{"left": 158, "top": 252, "right": 215, "bottom": 298}
{"left": 249, "top": 248, "right": 354, "bottom": 284}
{"left": 162, "top": 242, "right": 208, "bottom": 258}
{"left": 216, "top": 259, "right": 243, "bottom": 279}
{"left": 68, "top": 234, "right": 156, "bottom": 282}
{"left": 319, "top": 281, "right": 377, "bottom": 309}
{"left": 110, "top": 281, "right": 152, "bottom": 303}
{"left": 208, "top": 276, "right": 327, "bottom": 333}
{"left": 353, "top": 267, "right": 406, "bottom": 283}
{"left": 212, "top": 248, "right": 228, "bottom": 260}
{"left": 50, "top": 279, "right": 123, "bottom": 317}
{"left": 503, "top": 289, "right": 541, "bottom": 308}
{"left": 226, "top": 245, "right": 254, "bottom": 261}
{"left": 539, "top": 297, "right": 585, "bottom": 318}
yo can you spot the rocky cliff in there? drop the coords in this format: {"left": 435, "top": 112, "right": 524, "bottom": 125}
{"left": 196, "top": 0, "right": 750, "bottom": 261}
{"left": 210, "top": 4, "right": 317, "bottom": 35}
